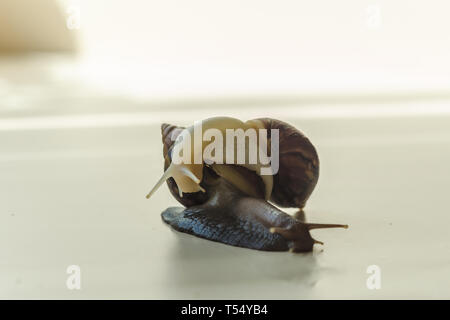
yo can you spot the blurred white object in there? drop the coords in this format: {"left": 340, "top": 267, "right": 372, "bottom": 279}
{"left": 73, "top": 0, "right": 450, "bottom": 97}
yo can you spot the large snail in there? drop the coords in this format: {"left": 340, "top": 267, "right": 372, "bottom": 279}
{"left": 146, "top": 117, "right": 347, "bottom": 253}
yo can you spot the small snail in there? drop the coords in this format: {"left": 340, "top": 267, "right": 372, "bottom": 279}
{"left": 147, "top": 117, "right": 347, "bottom": 253}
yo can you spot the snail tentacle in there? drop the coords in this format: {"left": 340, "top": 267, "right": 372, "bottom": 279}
{"left": 146, "top": 162, "right": 205, "bottom": 199}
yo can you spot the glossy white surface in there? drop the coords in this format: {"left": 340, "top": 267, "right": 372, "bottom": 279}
{"left": 1, "top": 58, "right": 450, "bottom": 299}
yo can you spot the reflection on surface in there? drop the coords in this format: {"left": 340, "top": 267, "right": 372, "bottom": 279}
{"left": 164, "top": 227, "right": 319, "bottom": 294}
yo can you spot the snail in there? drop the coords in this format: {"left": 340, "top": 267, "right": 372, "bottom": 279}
{"left": 146, "top": 117, "right": 347, "bottom": 253}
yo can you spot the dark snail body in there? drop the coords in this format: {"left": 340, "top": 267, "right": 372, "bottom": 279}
{"left": 162, "top": 167, "right": 344, "bottom": 252}
{"left": 152, "top": 118, "right": 347, "bottom": 253}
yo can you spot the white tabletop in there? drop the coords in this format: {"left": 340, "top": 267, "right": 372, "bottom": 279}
{"left": 1, "top": 57, "right": 450, "bottom": 299}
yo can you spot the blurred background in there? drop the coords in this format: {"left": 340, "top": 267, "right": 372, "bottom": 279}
{"left": 1, "top": 0, "right": 450, "bottom": 299}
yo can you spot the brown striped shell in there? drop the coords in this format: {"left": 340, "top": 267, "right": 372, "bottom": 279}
{"left": 255, "top": 118, "right": 319, "bottom": 209}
